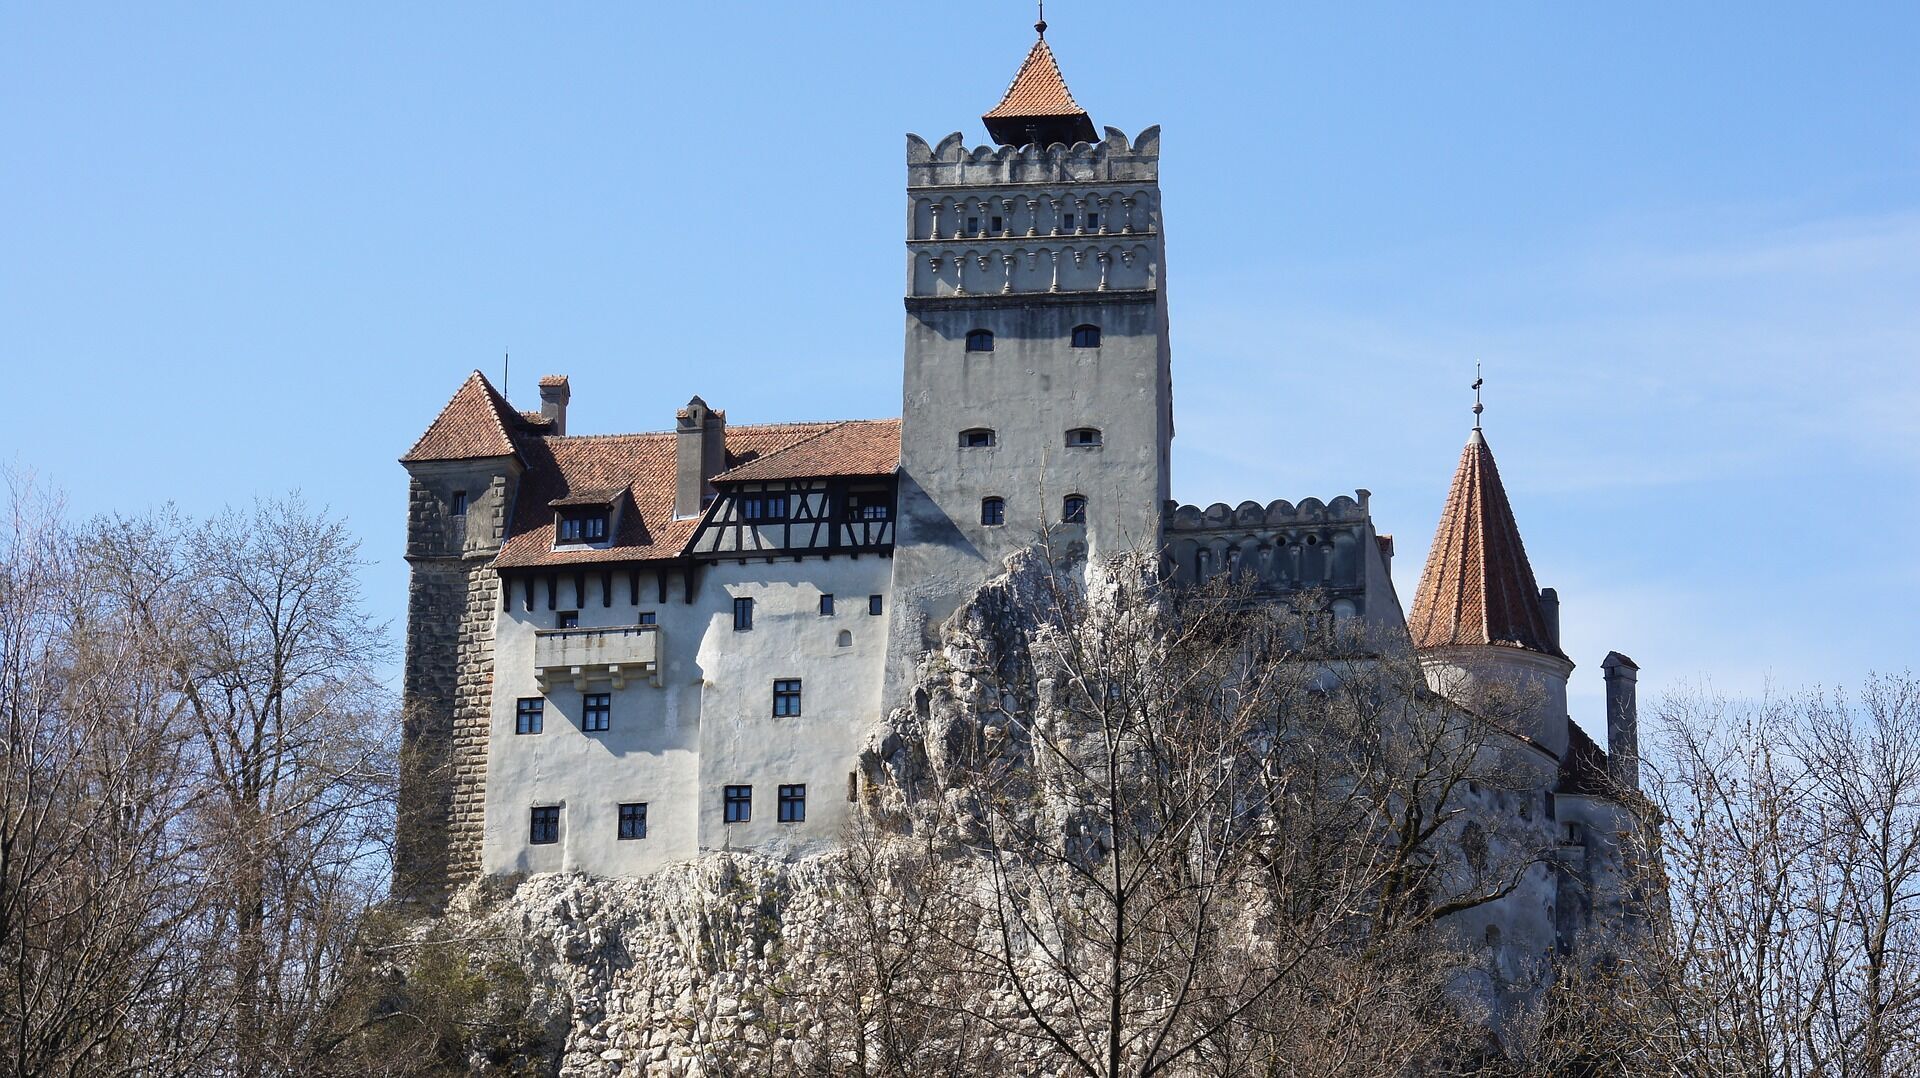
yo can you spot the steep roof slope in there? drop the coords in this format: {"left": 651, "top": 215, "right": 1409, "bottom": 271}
{"left": 982, "top": 32, "right": 1098, "bottom": 147}
{"left": 1408, "top": 430, "right": 1565, "bottom": 657}
{"left": 402, "top": 371, "right": 543, "bottom": 462}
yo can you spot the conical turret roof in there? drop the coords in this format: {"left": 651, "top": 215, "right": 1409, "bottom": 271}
{"left": 1408, "top": 429, "right": 1565, "bottom": 658}
{"left": 983, "top": 29, "right": 1098, "bottom": 147}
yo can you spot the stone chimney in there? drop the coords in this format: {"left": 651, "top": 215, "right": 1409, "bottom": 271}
{"left": 538, "top": 375, "right": 570, "bottom": 436}
{"left": 1539, "top": 587, "right": 1561, "bottom": 652}
{"left": 1602, "top": 652, "right": 1641, "bottom": 791}
{"left": 675, "top": 396, "right": 727, "bottom": 519}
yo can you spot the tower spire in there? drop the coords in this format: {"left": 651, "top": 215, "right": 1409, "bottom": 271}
{"left": 983, "top": 7, "right": 1097, "bottom": 147}
{"left": 1472, "top": 362, "right": 1484, "bottom": 430}
{"left": 1408, "top": 428, "right": 1564, "bottom": 657}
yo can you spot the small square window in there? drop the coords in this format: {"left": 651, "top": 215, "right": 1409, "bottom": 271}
{"left": 990, "top": 215, "right": 1003, "bottom": 233}
{"left": 819, "top": 594, "right": 834, "bottom": 616}
{"left": 583, "top": 692, "right": 611, "bottom": 732}
{"left": 515, "top": 697, "right": 544, "bottom": 735}
{"left": 638, "top": 611, "right": 656, "bottom": 625}
{"left": 733, "top": 596, "right": 754, "bottom": 631}
{"left": 966, "top": 216, "right": 980, "bottom": 234}
{"left": 868, "top": 594, "right": 884, "bottom": 616}
{"left": 558, "top": 610, "right": 580, "bottom": 629}
{"left": 1087, "top": 212, "right": 1100, "bottom": 229}
{"left": 618, "top": 802, "right": 648, "bottom": 840}
{"left": 529, "top": 806, "right": 560, "bottom": 845}
{"left": 773, "top": 679, "right": 802, "bottom": 717}
{"left": 451, "top": 490, "right": 468, "bottom": 516}
{"left": 779, "top": 784, "right": 807, "bottom": 823}
{"left": 724, "top": 785, "right": 752, "bottom": 823}
{"left": 1063, "top": 213, "right": 1075, "bottom": 230}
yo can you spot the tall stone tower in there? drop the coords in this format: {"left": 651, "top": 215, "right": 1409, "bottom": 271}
{"left": 395, "top": 371, "right": 543, "bottom": 902}
{"left": 886, "top": 20, "right": 1173, "bottom": 692}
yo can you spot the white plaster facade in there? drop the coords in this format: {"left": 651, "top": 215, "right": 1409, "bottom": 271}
{"left": 481, "top": 556, "right": 889, "bottom": 878}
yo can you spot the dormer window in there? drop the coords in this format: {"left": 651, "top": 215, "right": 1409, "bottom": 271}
{"left": 960, "top": 428, "right": 996, "bottom": 448}
{"left": 965, "top": 329, "right": 995, "bottom": 352}
{"left": 557, "top": 511, "right": 608, "bottom": 544}
{"left": 1071, "top": 325, "right": 1101, "bottom": 348}
{"left": 1066, "top": 427, "right": 1103, "bottom": 447}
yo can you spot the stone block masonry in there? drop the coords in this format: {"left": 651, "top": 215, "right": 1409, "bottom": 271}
{"left": 396, "top": 473, "right": 510, "bottom": 903}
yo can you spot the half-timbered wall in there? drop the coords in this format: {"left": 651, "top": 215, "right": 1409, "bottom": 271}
{"left": 687, "top": 478, "right": 897, "bottom": 559}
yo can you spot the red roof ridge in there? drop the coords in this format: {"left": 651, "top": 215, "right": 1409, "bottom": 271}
{"left": 713, "top": 418, "right": 901, "bottom": 483}
{"left": 985, "top": 38, "right": 1086, "bottom": 120}
{"left": 401, "top": 370, "right": 525, "bottom": 463}
{"left": 1407, "top": 429, "right": 1566, "bottom": 658}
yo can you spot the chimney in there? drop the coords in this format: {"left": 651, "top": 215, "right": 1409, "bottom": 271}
{"left": 675, "top": 396, "right": 727, "bottom": 519}
{"left": 1602, "top": 652, "right": 1641, "bottom": 791}
{"left": 538, "top": 375, "right": 570, "bottom": 436}
{"left": 1539, "top": 587, "right": 1561, "bottom": 652}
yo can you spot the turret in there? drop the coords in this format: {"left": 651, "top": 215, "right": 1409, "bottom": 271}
{"left": 1408, "top": 426, "right": 1574, "bottom": 756}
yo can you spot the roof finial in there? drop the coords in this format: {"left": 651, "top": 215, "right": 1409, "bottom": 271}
{"left": 1471, "top": 362, "right": 1485, "bottom": 430}
{"left": 1036, "top": 0, "right": 1046, "bottom": 37}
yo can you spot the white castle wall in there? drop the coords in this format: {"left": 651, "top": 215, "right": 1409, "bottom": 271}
{"left": 481, "top": 558, "right": 890, "bottom": 878}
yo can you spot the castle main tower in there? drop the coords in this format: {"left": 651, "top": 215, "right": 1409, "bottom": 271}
{"left": 886, "top": 20, "right": 1173, "bottom": 693}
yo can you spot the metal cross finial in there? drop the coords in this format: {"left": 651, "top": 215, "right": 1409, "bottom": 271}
{"left": 1036, "top": 0, "right": 1047, "bottom": 37}
{"left": 1472, "top": 362, "right": 1485, "bottom": 430}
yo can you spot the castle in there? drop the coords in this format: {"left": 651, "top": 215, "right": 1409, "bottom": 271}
{"left": 397, "top": 20, "right": 1645, "bottom": 971}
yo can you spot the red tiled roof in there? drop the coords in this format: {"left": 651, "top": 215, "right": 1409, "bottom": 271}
{"left": 985, "top": 38, "right": 1087, "bottom": 120}
{"left": 1408, "top": 430, "right": 1565, "bottom": 657}
{"left": 492, "top": 422, "right": 846, "bottom": 569}
{"left": 1558, "top": 721, "right": 1615, "bottom": 796}
{"left": 402, "top": 371, "right": 533, "bottom": 462}
{"left": 713, "top": 419, "right": 901, "bottom": 483}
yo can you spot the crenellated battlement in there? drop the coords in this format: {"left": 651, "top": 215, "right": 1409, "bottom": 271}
{"left": 1161, "top": 492, "right": 1378, "bottom": 608}
{"left": 907, "top": 125, "right": 1160, "bottom": 187}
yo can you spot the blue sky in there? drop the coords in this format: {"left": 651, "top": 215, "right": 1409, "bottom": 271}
{"left": 4, "top": 2, "right": 1915, "bottom": 730}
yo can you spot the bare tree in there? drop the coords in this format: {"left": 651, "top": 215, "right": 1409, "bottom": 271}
{"left": 0, "top": 482, "right": 396, "bottom": 1077}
